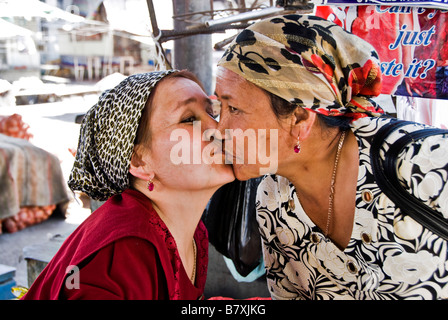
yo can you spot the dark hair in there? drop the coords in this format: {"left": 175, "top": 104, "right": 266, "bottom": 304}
{"left": 133, "top": 70, "right": 205, "bottom": 149}
{"left": 266, "top": 90, "right": 351, "bottom": 131}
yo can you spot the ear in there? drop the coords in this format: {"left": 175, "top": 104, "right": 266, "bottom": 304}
{"left": 129, "top": 163, "right": 153, "bottom": 181}
{"left": 129, "top": 145, "right": 154, "bottom": 181}
{"left": 290, "top": 107, "right": 316, "bottom": 141}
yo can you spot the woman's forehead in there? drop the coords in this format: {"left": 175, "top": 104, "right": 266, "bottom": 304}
{"left": 215, "top": 68, "right": 260, "bottom": 98}
{"left": 155, "top": 77, "right": 206, "bottom": 104}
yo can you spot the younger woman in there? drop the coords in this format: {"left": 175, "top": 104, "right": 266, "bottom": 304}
{"left": 22, "top": 70, "right": 235, "bottom": 300}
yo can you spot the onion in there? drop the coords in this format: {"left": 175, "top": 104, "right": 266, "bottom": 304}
{"left": 3, "top": 218, "right": 18, "bottom": 233}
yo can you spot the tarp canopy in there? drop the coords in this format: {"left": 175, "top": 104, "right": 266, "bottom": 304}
{"left": 0, "top": 0, "right": 84, "bottom": 23}
{"left": 0, "top": 18, "right": 33, "bottom": 38}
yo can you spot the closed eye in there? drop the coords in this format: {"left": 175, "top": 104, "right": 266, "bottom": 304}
{"left": 181, "top": 116, "right": 196, "bottom": 123}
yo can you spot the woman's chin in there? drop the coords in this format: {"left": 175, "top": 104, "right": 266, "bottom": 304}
{"left": 218, "top": 164, "right": 236, "bottom": 184}
{"left": 232, "top": 163, "right": 265, "bottom": 181}
{"left": 196, "top": 163, "right": 235, "bottom": 190}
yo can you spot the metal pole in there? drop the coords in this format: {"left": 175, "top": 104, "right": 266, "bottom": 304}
{"left": 146, "top": 0, "right": 172, "bottom": 69}
{"left": 146, "top": 0, "right": 160, "bottom": 38}
{"left": 205, "top": 6, "right": 284, "bottom": 27}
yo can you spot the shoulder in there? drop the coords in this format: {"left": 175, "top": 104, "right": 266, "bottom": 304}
{"left": 24, "top": 191, "right": 170, "bottom": 300}
{"left": 350, "top": 116, "right": 419, "bottom": 138}
{"left": 97, "top": 237, "right": 162, "bottom": 269}
{"left": 397, "top": 128, "right": 448, "bottom": 215}
{"left": 80, "top": 189, "right": 161, "bottom": 243}
{"left": 62, "top": 236, "right": 168, "bottom": 299}
{"left": 61, "top": 189, "right": 170, "bottom": 272}
{"left": 351, "top": 116, "right": 441, "bottom": 146}
{"left": 85, "top": 237, "right": 160, "bottom": 268}
{"left": 256, "top": 174, "right": 291, "bottom": 211}
{"left": 354, "top": 117, "right": 448, "bottom": 215}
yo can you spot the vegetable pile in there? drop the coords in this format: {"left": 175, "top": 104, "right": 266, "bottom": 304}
{"left": 0, "top": 113, "right": 33, "bottom": 140}
{"left": 0, "top": 114, "right": 57, "bottom": 233}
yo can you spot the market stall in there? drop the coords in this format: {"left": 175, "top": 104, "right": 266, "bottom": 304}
{"left": 0, "top": 114, "right": 70, "bottom": 233}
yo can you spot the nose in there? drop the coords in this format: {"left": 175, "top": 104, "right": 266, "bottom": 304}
{"left": 200, "top": 114, "right": 220, "bottom": 143}
{"left": 216, "top": 111, "right": 230, "bottom": 141}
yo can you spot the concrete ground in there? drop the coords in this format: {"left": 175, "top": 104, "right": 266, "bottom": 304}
{"left": 0, "top": 91, "right": 270, "bottom": 299}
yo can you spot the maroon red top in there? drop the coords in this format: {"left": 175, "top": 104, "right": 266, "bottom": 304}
{"left": 22, "top": 189, "right": 208, "bottom": 300}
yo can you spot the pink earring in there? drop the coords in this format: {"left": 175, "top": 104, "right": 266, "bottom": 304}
{"left": 147, "top": 179, "right": 154, "bottom": 192}
{"left": 294, "top": 137, "right": 301, "bottom": 154}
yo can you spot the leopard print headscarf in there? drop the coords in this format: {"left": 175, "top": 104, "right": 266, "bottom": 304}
{"left": 68, "top": 70, "right": 177, "bottom": 201}
{"left": 218, "top": 14, "right": 384, "bottom": 120}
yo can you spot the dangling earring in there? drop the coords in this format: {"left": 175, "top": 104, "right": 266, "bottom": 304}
{"left": 147, "top": 178, "right": 154, "bottom": 192}
{"left": 294, "top": 137, "right": 301, "bottom": 154}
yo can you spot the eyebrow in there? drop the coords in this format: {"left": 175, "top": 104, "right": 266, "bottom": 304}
{"left": 176, "top": 97, "right": 213, "bottom": 110}
{"left": 214, "top": 92, "right": 231, "bottom": 100}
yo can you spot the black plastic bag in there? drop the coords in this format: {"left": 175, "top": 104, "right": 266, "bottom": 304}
{"left": 202, "top": 177, "right": 263, "bottom": 277}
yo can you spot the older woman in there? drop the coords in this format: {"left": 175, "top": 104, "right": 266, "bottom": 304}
{"left": 215, "top": 15, "right": 448, "bottom": 299}
{"left": 22, "top": 70, "right": 234, "bottom": 300}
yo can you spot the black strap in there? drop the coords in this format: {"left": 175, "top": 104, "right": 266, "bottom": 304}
{"left": 370, "top": 120, "right": 448, "bottom": 240}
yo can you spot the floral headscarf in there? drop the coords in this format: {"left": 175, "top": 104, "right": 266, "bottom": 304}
{"left": 68, "top": 70, "right": 177, "bottom": 201}
{"left": 218, "top": 14, "right": 384, "bottom": 120}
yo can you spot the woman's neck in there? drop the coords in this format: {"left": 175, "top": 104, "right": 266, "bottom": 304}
{"left": 279, "top": 127, "right": 344, "bottom": 196}
{"left": 133, "top": 181, "right": 217, "bottom": 282}
{"left": 134, "top": 181, "right": 215, "bottom": 252}
{"left": 276, "top": 128, "right": 359, "bottom": 249}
